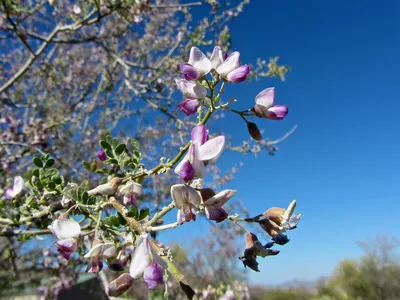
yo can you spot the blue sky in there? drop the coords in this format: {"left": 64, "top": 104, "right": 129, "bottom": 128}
{"left": 163, "top": 0, "right": 400, "bottom": 285}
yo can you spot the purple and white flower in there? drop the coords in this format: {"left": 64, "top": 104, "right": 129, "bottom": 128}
{"left": 179, "top": 47, "right": 212, "bottom": 80}
{"left": 84, "top": 240, "right": 117, "bottom": 273}
{"left": 216, "top": 51, "right": 249, "bottom": 83}
{"left": 200, "top": 188, "right": 236, "bottom": 223}
{"left": 171, "top": 184, "right": 201, "bottom": 223}
{"left": 253, "top": 87, "right": 288, "bottom": 120}
{"left": 129, "top": 235, "right": 165, "bottom": 289}
{"left": 174, "top": 125, "right": 225, "bottom": 181}
{"left": 49, "top": 216, "right": 81, "bottom": 260}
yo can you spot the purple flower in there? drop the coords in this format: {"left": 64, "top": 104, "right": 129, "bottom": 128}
{"left": 97, "top": 149, "right": 107, "bottom": 161}
{"left": 55, "top": 238, "right": 77, "bottom": 260}
{"left": 187, "top": 47, "right": 211, "bottom": 76}
{"left": 119, "top": 180, "right": 142, "bottom": 206}
{"left": 180, "top": 64, "right": 199, "bottom": 80}
{"left": 5, "top": 187, "right": 13, "bottom": 200}
{"left": 175, "top": 79, "right": 207, "bottom": 99}
{"left": 171, "top": 184, "right": 201, "bottom": 223}
{"left": 226, "top": 64, "right": 250, "bottom": 83}
{"left": 129, "top": 235, "right": 166, "bottom": 289}
{"left": 84, "top": 240, "right": 117, "bottom": 273}
{"left": 253, "top": 87, "right": 288, "bottom": 120}
{"left": 177, "top": 98, "right": 200, "bottom": 116}
{"left": 49, "top": 216, "right": 81, "bottom": 260}
{"left": 143, "top": 263, "right": 164, "bottom": 289}
{"left": 174, "top": 125, "right": 225, "bottom": 181}
{"left": 86, "top": 257, "right": 103, "bottom": 273}
{"left": 201, "top": 189, "right": 236, "bottom": 223}
{"left": 216, "top": 52, "right": 240, "bottom": 77}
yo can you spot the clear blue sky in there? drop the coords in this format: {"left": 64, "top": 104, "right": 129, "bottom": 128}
{"left": 163, "top": 0, "right": 400, "bottom": 285}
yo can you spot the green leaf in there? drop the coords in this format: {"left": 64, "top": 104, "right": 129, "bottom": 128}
{"left": 82, "top": 191, "right": 89, "bottom": 204}
{"left": 139, "top": 208, "right": 150, "bottom": 220}
{"left": 0, "top": 199, "right": 6, "bottom": 209}
{"left": 127, "top": 206, "right": 138, "bottom": 218}
{"left": 115, "top": 143, "right": 126, "bottom": 156}
{"left": 52, "top": 176, "right": 62, "bottom": 185}
{"left": 33, "top": 157, "right": 43, "bottom": 168}
{"left": 44, "top": 158, "right": 55, "bottom": 168}
{"left": 90, "top": 161, "right": 97, "bottom": 172}
{"left": 106, "top": 158, "right": 118, "bottom": 165}
{"left": 47, "top": 182, "right": 56, "bottom": 190}
{"left": 46, "top": 168, "right": 59, "bottom": 178}
{"left": 100, "top": 140, "right": 112, "bottom": 151}
{"left": 105, "top": 149, "right": 114, "bottom": 158}
{"left": 105, "top": 135, "right": 112, "bottom": 144}
{"left": 34, "top": 180, "right": 43, "bottom": 190}
{"left": 96, "top": 168, "right": 107, "bottom": 174}
{"left": 32, "top": 168, "right": 40, "bottom": 177}
{"left": 116, "top": 213, "right": 127, "bottom": 226}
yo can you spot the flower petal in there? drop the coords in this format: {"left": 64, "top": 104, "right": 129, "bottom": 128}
{"left": 12, "top": 176, "right": 26, "bottom": 198}
{"left": 174, "top": 155, "right": 188, "bottom": 175}
{"left": 175, "top": 79, "right": 207, "bottom": 99}
{"left": 170, "top": 184, "right": 201, "bottom": 209}
{"left": 198, "top": 136, "right": 225, "bottom": 161}
{"left": 255, "top": 87, "right": 275, "bottom": 109}
{"left": 216, "top": 51, "right": 240, "bottom": 77}
{"left": 210, "top": 46, "right": 224, "bottom": 70}
{"left": 97, "top": 149, "right": 107, "bottom": 161}
{"left": 205, "top": 205, "right": 228, "bottom": 223}
{"left": 191, "top": 125, "right": 208, "bottom": 145}
{"left": 55, "top": 238, "right": 78, "bottom": 253}
{"left": 50, "top": 218, "right": 81, "bottom": 240}
{"left": 265, "top": 105, "right": 288, "bottom": 120}
{"left": 188, "top": 47, "right": 211, "bottom": 75}
{"left": 143, "top": 263, "right": 164, "bottom": 289}
{"left": 179, "top": 160, "right": 195, "bottom": 182}
{"left": 191, "top": 143, "right": 206, "bottom": 178}
{"left": 282, "top": 200, "right": 296, "bottom": 221}
{"left": 177, "top": 99, "right": 200, "bottom": 116}
{"left": 129, "top": 235, "right": 152, "bottom": 279}
{"left": 204, "top": 189, "right": 236, "bottom": 206}
{"left": 120, "top": 181, "right": 143, "bottom": 197}
{"left": 5, "top": 187, "right": 13, "bottom": 199}
{"left": 86, "top": 257, "right": 103, "bottom": 273}
{"left": 226, "top": 64, "right": 250, "bottom": 83}
{"left": 179, "top": 63, "right": 199, "bottom": 80}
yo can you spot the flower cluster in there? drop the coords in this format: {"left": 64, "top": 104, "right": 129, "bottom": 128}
{"left": 176, "top": 46, "right": 250, "bottom": 116}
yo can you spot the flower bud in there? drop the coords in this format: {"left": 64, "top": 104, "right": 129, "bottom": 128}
{"left": 247, "top": 122, "right": 262, "bottom": 141}
{"left": 107, "top": 273, "right": 133, "bottom": 297}
{"left": 97, "top": 149, "right": 107, "bottom": 161}
{"left": 226, "top": 64, "right": 250, "bottom": 83}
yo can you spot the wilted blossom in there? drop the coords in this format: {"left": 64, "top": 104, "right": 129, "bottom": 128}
{"left": 171, "top": 184, "right": 201, "bottom": 223}
{"left": 257, "top": 200, "right": 301, "bottom": 245}
{"left": 253, "top": 87, "right": 288, "bottom": 120}
{"left": 5, "top": 176, "right": 26, "bottom": 199}
{"left": 239, "top": 233, "right": 279, "bottom": 272}
{"left": 88, "top": 177, "right": 123, "bottom": 196}
{"left": 216, "top": 51, "right": 249, "bottom": 83}
{"left": 129, "top": 234, "right": 165, "bottom": 289}
{"left": 174, "top": 125, "right": 225, "bottom": 181}
{"left": 84, "top": 239, "right": 117, "bottom": 273}
{"left": 49, "top": 216, "right": 81, "bottom": 260}
{"left": 107, "top": 273, "right": 134, "bottom": 297}
{"left": 97, "top": 148, "right": 107, "bottom": 161}
{"left": 119, "top": 180, "right": 143, "bottom": 206}
{"left": 199, "top": 188, "right": 236, "bottom": 223}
